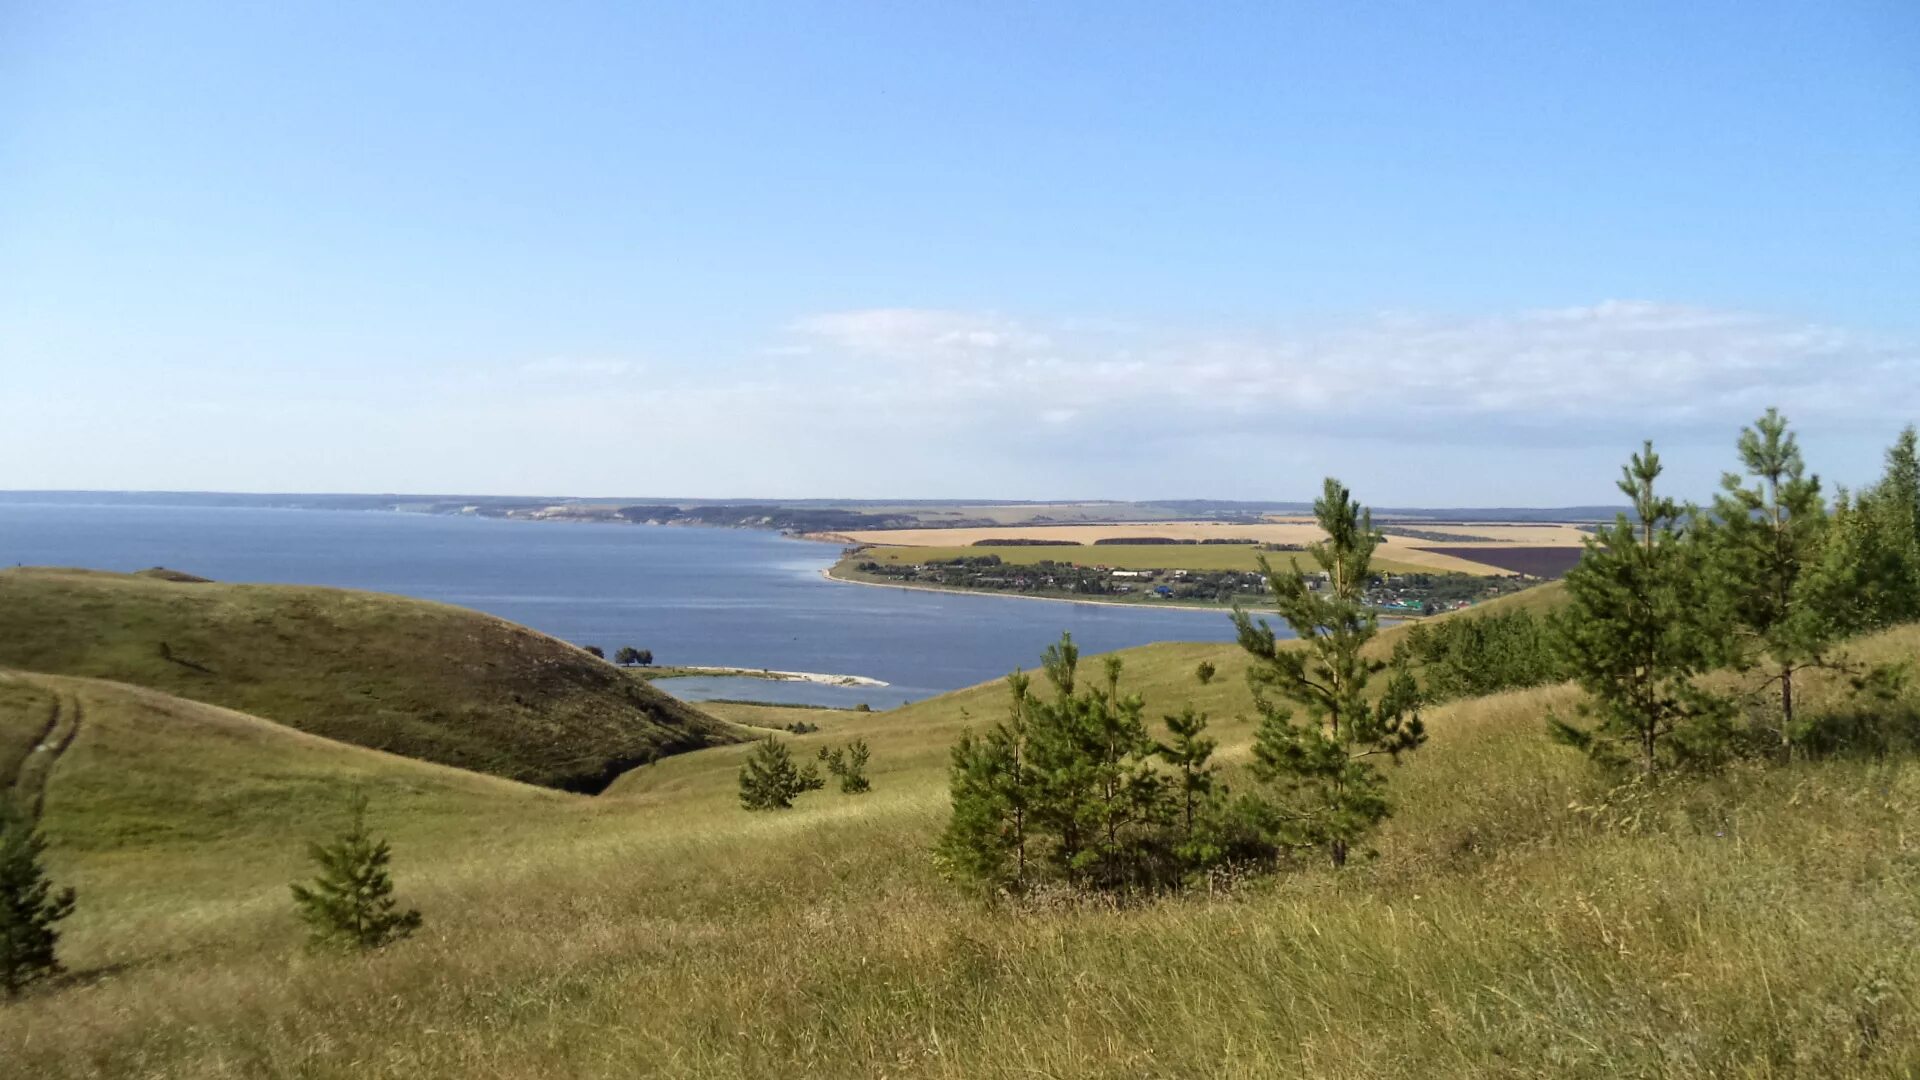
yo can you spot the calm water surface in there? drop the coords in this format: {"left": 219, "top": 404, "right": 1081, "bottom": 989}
{"left": 0, "top": 503, "right": 1270, "bottom": 707}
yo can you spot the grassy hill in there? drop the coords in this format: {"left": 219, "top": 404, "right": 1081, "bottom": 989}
{"left": 4, "top": 616, "right": 1918, "bottom": 1077}
{"left": 0, "top": 568, "right": 741, "bottom": 791}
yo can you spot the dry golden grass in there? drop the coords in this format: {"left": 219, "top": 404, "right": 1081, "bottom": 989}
{"left": 4, "top": 624, "right": 1919, "bottom": 1078}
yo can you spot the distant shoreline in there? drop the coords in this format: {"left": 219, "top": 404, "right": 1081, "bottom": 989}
{"left": 820, "top": 562, "right": 1261, "bottom": 617}
{"left": 644, "top": 664, "right": 888, "bottom": 688}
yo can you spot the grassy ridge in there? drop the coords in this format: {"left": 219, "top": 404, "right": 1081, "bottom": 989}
{"left": 0, "top": 568, "right": 741, "bottom": 791}
{"left": 5, "top": 613, "right": 1917, "bottom": 1076}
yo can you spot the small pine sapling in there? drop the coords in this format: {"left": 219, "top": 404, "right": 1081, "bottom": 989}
{"left": 1553, "top": 442, "right": 1734, "bottom": 772}
{"left": 0, "top": 804, "right": 77, "bottom": 997}
{"left": 739, "top": 737, "right": 825, "bottom": 810}
{"left": 818, "top": 739, "right": 873, "bottom": 794}
{"left": 1709, "top": 409, "right": 1839, "bottom": 752}
{"left": 289, "top": 793, "right": 422, "bottom": 951}
{"left": 1156, "top": 706, "right": 1223, "bottom": 872}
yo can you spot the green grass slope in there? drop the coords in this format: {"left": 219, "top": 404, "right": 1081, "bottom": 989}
{"left": 0, "top": 671, "right": 587, "bottom": 969}
{"left": 0, "top": 568, "right": 740, "bottom": 791}
{"left": 4, "top": 622, "right": 1918, "bottom": 1077}
{"left": 1429, "top": 576, "right": 1569, "bottom": 619}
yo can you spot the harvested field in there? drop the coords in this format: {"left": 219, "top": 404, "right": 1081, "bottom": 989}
{"left": 1418, "top": 545, "right": 1585, "bottom": 577}
{"left": 816, "top": 520, "right": 1594, "bottom": 576}
{"left": 851, "top": 543, "right": 1466, "bottom": 577}
{"left": 815, "top": 522, "right": 1331, "bottom": 547}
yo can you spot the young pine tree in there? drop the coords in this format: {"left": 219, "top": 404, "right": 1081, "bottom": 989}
{"left": 289, "top": 793, "right": 422, "bottom": 951}
{"left": 1, "top": 805, "right": 77, "bottom": 997}
{"left": 1155, "top": 706, "right": 1222, "bottom": 868}
{"left": 1878, "top": 425, "right": 1920, "bottom": 564}
{"left": 1553, "top": 442, "right": 1732, "bottom": 772}
{"left": 1811, "top": 488, "right": 1912, "bottom": 639}
{"left": 1231, "top": 477, "right": 1425, "bottom": 868}
{"left": 1846, "top": 426, "right": 1920, "bottom": 626}
{"left": 817, "top": 738, "right": 873, "bottom": 794}
{"left": 937, "top": 676, "right": 1036, "bottom": 891}
{"left": 737, "top": 736, "right": 825, "bottom": 810}
{"left": 1024, "top": 638, "right": 1167, "bottom": 890}
{"left": 1708, "top": 409, "right": 1839, "bottom": 751}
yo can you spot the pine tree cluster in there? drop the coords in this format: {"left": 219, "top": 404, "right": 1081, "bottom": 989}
{"left": 940, "top": 478, "right": 1428, "bottom": 895}
{"left": 1552, "top": 414, "right": 1920, "bottom": 770}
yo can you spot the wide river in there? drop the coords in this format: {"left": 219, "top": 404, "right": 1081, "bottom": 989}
{"left": 0, "top": 503, "right": 1275, "bottom": 708}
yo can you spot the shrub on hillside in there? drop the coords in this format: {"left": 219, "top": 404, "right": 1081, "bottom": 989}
{"left": 1393, "top": 610, "right": 1561, "bottom": 703}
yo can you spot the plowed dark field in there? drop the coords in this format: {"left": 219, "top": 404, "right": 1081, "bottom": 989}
{"left": 1419, "top": 546, "right": 1584, "bottom": 577}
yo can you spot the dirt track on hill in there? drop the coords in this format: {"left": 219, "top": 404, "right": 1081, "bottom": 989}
{"left": 3, "top": 687, "right": 81, "bottom": 822}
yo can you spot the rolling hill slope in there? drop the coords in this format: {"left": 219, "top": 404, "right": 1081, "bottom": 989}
{"left": 3, "top": 621, "right": 1920, "bottom": 1076}
{"left": 0, "top": 568, "right": 741, "bottom": 791}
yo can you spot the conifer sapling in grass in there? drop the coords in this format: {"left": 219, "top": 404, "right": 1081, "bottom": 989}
{"left": 818, "top": 739, "right": 873, "bottom": 794}
{"left": 738, "top": 736, "right": 825, "bottom": 810}
{"left": 0, "top": 804, "right": 77, "bottom": 997}
{"left": 937, "top": 679, "right": 1035, "bottom": 891}
{"left": 1875, "top": 426, "right": 1920, "bottom": 610}
{"left": 289, "top": 793, "right": 422, "bottom": 951}
{"left": 1024, "top": 639, "right": 1168, "bottom": 889}
{"left": 1551, "top": 441, "right": 1732, "bottom": 772}
{"left": 1708, "top": 409, "right": 1840, "bottom": 752}
{"left": 1232, "top": 477, "right": 1425, "bottom": 868}
{"left": 1156, "top": 706, "right": 1222, "bottom": 868}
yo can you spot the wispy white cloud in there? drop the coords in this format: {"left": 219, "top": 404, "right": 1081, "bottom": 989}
{"left": 777, "top": 302, "right": 1915, "bottom": 435}
{"left": 443, "top": 303, "right": 1913, "bottom": 503}
{"left": 791, "top": 308, "right": 1053, "bottom": 357}
{"left": 519, "top": 356, "right": 640, "bottom": 377}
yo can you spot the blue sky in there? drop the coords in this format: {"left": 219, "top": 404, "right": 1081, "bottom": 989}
{"left": 3, "top": 1, "right": 1916, "bottom": 505}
